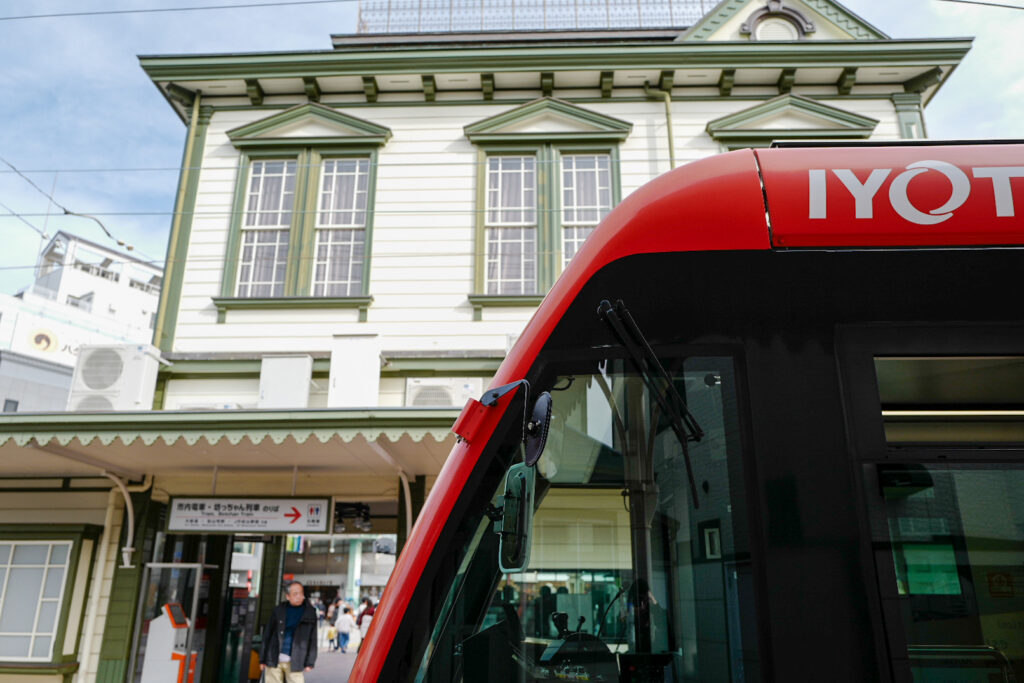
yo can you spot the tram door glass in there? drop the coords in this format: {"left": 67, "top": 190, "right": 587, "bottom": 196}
{"left": 417, "top": 356, "right": 759, "bottom": 682}
{"left": 873, "top": 465, "right": 1024, "bottom": 681}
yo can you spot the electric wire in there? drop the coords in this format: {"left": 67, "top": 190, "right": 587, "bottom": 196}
{"left": 0, "top": 0, "right": 353, "bottom": 22}
{"left": 0, "top": 199, "right": 47, "bottom": 238}
{"left": 1, "top": 155, "right": 159, "bottom": 259}
{"left": 936, "top": 0, "right": 1024, "bottom": 9}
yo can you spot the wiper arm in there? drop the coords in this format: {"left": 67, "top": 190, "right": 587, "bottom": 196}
{"left": 597, "top": 298, "right": 703, "bottom": 508}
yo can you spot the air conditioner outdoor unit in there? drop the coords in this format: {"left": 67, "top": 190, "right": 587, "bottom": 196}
{"left": 405, "top": 377, "right": 483, "bottom": 407}
{"left": 66, "top": 344, "right": 161, "bottom": 411}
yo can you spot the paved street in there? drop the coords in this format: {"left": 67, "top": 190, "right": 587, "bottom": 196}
{"left": 307, "top": 649, "right": 356, "bottom": 682}
{"left": 304, "top": 625, "right": 359, "bottom": 682}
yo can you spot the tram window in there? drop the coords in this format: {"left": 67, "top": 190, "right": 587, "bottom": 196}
{"left": 870, "top": 465, "right": 1024, "bottom": 681}
{"left": 874, "top": 356, "right": 1024, "bottom": 443}
{"left": 415, "top": 356, "right": 759, "bottom": 682}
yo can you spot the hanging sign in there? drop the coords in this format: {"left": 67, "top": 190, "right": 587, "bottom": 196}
{"left": 168, "top": 498, "right": 331, "bottom": 533}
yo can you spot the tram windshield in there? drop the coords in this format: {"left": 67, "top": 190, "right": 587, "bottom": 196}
{"left": 416, "top": 353, "right": 759, "bottom": 682}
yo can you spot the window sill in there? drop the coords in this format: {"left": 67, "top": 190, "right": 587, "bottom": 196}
{"left": 212, "top": 296, "right": 373, "bottom": 322}
{"left": 467, "top": 294, "right": 544, "bottom": 321}
{"left": 0, "top": 660, "right": 79, "bottom": 675}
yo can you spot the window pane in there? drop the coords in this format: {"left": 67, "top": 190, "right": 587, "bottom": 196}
{"left": 485, "top": 156, "right": 536, "bottom": 226}
{"left": 49, "top": 544, "right": 68, "bottom": 565}
{"left": 0, "top": 636, "right": 30, "bottom": 658}
{"left": 312, "top": 228, "right": 365, "bottom": 297}
{"left": 485, "top": 227, "right": 537, "bottom": 295}
{"left": 43, "top": 567, "right": 64, "bottom": 599}
{"left": 0, "top": 568, "right": 43, "bottom": 631}
{"left": 418, "top": 357, "right": 760, "bottom": 681}
{"left": 485, "top": 156, "right": 538, "bottom": 294}
{"left": 872, "top": 466, "right": 1024, "bottom": 680}
{"left": 31, "top": 636, "right": 52, "bottom": 659}
{"left": 317, "top": 158, "right": 369, "bottom": 228}
{"left": 876, "top": 356, "right": 1024, "bottom": 443}
{"left": 0, "top": 544, "right": 9, "bottom": 564}
{"left": 243, "top": 160, "right": 296, "bottom": 229}
{"left": 35, "top": 601, "right": 57, "bottom": 632}
{"left": 561, "top": 154, "right": 612, "bottom": 266}
{"left": 12, "top": 545, "right": 47, "bottom": 565}
{"left": 235, "top": 229, "right": 289, "bottom": 298}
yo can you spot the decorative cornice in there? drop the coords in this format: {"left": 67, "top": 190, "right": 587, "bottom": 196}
{"left": 706, "top": 93, "right": 878, "bottom": 142}
{"left": 245, "top": 78, "right": 264, "bottom": 105}
{"left": 140, "top": 40, "right": 971, "bottom": 80}
{"left": 680, "top": 0, "right": 749, "bottom": 42}
{"left": 740, "top": 1, "right": 815, "bottom": 40}
{"left": 464, "top": 96, "right": 632, "bottom": 144}
{"left": 801, "top": 0, "right": 888, "bottom": 40}
{"left": 225, "top": 102, "right": 392, "bottom": 149}
{"left": 303, "top": 76, "right": 322, "bottom": 102}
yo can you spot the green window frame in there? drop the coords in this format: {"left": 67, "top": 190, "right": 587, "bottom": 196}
{"left": 219, "top": 147, "right": 380, "bottom": 301}
{"left": 0, "top": 525, "right": 99, "bottom": 676}
{"left": 471, "top": 143, "right": 622, "bottom": 302}
{"left": 214, "top": 104, "right": 391, "bottom": 322}
{"left": 464, "top": 98, "right": 630, "bottom": 315}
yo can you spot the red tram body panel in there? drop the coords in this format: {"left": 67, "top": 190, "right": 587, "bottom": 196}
{"left": 352, "top": 143, "right": 1024, "bottom": 683}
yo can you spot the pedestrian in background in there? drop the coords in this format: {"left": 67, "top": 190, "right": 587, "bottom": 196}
{"left": 335, "top": 606, "right": 356, "bottom": 653}
{"left": 259, "top": 582, "right": 319, "bottom": 682}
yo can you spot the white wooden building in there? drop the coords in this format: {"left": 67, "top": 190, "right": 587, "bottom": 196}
{"left": 0, "top": 1, "right": 970, "bottom": 681}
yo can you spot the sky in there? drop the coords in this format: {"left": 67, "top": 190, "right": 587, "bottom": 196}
{"left": 0, "top": 0, "right": 1021, "bottom": 295}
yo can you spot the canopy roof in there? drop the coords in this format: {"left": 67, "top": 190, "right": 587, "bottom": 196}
{"left": 0, "top": 408, "right": 459, "bottom": 479}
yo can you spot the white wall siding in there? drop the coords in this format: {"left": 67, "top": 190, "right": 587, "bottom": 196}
{"left": 167, "top": 95, "right": 904, "bottom": 365}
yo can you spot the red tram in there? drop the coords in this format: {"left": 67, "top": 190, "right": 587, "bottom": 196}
{"left": 353, "top": 142, "right": 1024, "bottom": 682}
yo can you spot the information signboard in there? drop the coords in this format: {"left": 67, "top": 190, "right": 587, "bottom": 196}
{"left": 168, "top": 498, "right": 331, "bottom": 533}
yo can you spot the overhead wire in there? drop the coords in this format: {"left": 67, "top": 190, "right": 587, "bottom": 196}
{"left": 0, "top": 0, "right": 353, "bottom": 22}
{"left": 0, "top": 155, "right": 161, "bottom": 260}
{"left": 935, "top": 0, "right": 1024, "bottom": 9}
{"left": 0, "top": 199, "right": 47, "bottom": 238}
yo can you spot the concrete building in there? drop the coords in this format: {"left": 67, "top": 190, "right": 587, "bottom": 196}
{"left": 0, "top": 232, "right": 162, "bottom": 413}
{"left": 0, "top": 2, "right": 969, "bottom": 681}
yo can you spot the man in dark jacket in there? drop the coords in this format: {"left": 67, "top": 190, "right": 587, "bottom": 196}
{"left": 260, "top": 581, "right": 319, "bottom": 682}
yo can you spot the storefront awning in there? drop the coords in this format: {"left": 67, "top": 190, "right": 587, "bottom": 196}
{"left": 0, "top": 408, "right": 460, "bottom": 479}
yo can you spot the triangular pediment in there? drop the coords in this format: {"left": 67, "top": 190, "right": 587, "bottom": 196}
{"left": 227, "top": 103, "right": 392, "bottom": 149}
{"left": 465, "top": 98, "right": 632, "bottom": 144}
{"left": 706, "top": 94, "right": 877, "bottom": 146}
{"left": 679, "top": 0, "right": 887, "bottom": 42}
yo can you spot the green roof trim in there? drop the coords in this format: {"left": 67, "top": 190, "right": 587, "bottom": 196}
{"left": 140, "top": 39, "right": 969, "bottom": 81}
{"left": 226, "top": 102, "right": 392, "bottom": 149}
{"left": 679, "top": 0, "right": 751, "bottom": 42}
{"left": 705, "top": 93, "right": 878, "bottom": 142}
{"left": 465, "top": 97, "right": 632, "bottom": 144}
{"left": 681, "top": 0, "right": 888, "bottom": 42}
{"left": 801, "top": 0, "right": 888, "bottom": 40}
{"left": 0, "top": 408, "right": 462, "bottom": 447}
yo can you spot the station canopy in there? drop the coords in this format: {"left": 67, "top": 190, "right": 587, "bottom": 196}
{"left": 0, "top": 408, "right": 459, "bottom": 480}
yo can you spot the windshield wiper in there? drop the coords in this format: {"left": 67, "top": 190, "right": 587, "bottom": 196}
{"left": 597, "top": 298, "right": 703, "bottom": 508}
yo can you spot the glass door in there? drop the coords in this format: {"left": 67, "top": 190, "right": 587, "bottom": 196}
{"left": 866, "top": 464, "right": 1024, "bottom": 682}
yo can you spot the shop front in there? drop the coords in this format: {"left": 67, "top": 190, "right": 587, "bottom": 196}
{"left": 0, "top": 407, "right": 455, "bottom": 682}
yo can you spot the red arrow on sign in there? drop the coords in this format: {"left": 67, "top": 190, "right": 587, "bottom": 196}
{"left": 285, "top": 507, "right": 302, "bottom": 524}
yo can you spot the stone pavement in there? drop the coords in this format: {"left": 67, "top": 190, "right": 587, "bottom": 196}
{"left": 304, "top": 626, "right": 360, "bottom": 682}
{"left": 306, "top": 648, "right": 356, "bottom": 682}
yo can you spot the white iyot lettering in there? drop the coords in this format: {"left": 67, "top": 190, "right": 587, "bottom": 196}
{"left": 972, "top": 166, "right": 1024, "bottom": 217}
{"left": 834, "top": 168, "right": 892, "bottom": 219}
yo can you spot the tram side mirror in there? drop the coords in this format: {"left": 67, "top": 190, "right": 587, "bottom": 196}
{"left": 524, "top": 392, "right": 553, "bottom": 467}
{"left": 498, "top": 463, "right": 536, "bottom": 573}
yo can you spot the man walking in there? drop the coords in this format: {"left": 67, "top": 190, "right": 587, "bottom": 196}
{"left": 260, "top": 581, "right": 318, "bottom": 682}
